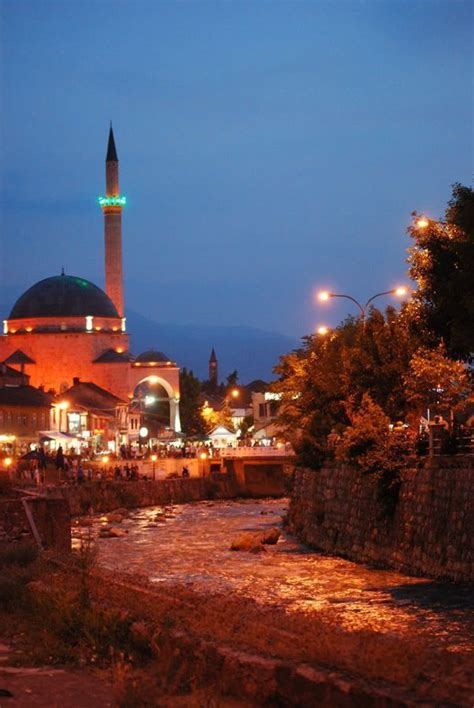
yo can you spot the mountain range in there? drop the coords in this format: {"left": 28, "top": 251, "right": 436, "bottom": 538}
{"left": 127, "top": 310, "right": 299, "bottom": 382}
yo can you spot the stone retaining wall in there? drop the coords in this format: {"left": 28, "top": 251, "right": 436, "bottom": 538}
{"left": 0, "top": 497, "right": 71, "bottom": 553}
{"left": 288, "top": 457, "right": 473, "bottom": 582}
{"left": 44, "top": 474, "right": 242, "bottom": 516}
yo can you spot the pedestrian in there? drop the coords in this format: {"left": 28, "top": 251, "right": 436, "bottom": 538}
{"left": 55, "top": 445, "right": 65, "bottom": 470}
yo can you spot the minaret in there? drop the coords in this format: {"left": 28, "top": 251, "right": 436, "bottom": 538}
{"left": 99, "top": 124, "right": 125, "bottom": 317}
{"left": 209, "top": 348, "right": 218, "bottom": 389}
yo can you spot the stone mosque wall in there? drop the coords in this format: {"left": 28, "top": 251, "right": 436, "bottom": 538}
{"left": 287, "top": 457, "right": 473, "bottom": 582}
{"left": 0, "top": 331, "right": 130, "bottom": 397}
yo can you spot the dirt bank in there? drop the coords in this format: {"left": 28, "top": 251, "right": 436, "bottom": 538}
{"left": 87, "top": 567, "right": 473, "bottom": 707}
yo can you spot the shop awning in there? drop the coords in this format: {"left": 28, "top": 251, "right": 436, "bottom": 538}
{"left": 38, "top": 431, "right": 84, "bottom": 443}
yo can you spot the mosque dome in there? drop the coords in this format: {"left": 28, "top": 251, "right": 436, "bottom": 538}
{"left": 135, "top": 350, "right": 170, "bottom": 363}
{"left": 9, "top": 274, "right": 119, "bottom": 319}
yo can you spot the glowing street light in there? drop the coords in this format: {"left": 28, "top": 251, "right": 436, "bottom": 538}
{"left": 151, "top": 453, "right": 157, "bottom": 480}
{"left": 415, "top": 217, "right": 430, "bottom": 229}
{"left": 394, "top": 286, "right": 407, "bottom": 297}
{"left": 230, "top": 389, "right": 240, "bottom": 399}
{"left": 316, "top": 287, "right": 409, "bottom": 324}
{"left": 316, "top": 326, "right": 329, "bottom": 336}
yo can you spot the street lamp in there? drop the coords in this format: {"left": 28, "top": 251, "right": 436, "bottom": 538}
{"left": 415, "top": 217, "right": 430, "bottom": 229}
{"left": 316, "top": 325, "right": 329, "bottom": 336}
{"left": 317, "top": 287, "right": 408, "bottom": 324}
{"left": 151, "top": 453, "right": 157, "bottom": 481}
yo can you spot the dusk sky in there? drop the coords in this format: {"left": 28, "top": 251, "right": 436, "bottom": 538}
{"left": 1, "top": 0, "right": 472, "bottom": 338}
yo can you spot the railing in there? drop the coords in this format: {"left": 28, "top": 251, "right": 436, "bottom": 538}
{"left": 219, "top": 446, "right": 295, "bottom": 458}
{"left": 426, "top": 430, "right": 473, "bottom": 457}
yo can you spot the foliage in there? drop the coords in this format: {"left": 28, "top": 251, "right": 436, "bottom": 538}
{"left": 273, "top": 308, "right": 418, "bottom": 468}
{"left": 179, "top": 368, "right": 206, "bottom": 436}
{"left": 200, "top": 399, "right": 235, "bottom": 433}
{"left": 226, "top": 370, "right": 239, "bottom": 387}
{"left": 238, "top": 414, "right": 254, "bottom": 438}
{"left": 0, "top": 539, "right": 38, "bottom": 568}
{"left": 404, "top": 343, "right": 471, "bottom": 417}
{"left": 0, "top": 540, "right": 38, "bottom": 610}
{"left": 335, "top": 394, "right": 411, "bottom": 514}
{"left": 336, "top": 395, "right": 391, "bottom": 469}
{"left": 407, "top": 184, "right": 474, "bottom": 361}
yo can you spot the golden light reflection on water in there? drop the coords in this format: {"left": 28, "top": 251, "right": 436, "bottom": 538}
{"left": 72, "top": 499, "right": 473, "bottom": 651}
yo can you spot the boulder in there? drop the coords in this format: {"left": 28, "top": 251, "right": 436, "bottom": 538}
{"left": 108, "top": 526, "right": 128, "bottom": 537}
{"left": 99, "top": 526, "right": 128, "bottom": 538}
{"left": 261, "top": 527, "right": 281, "bottom": 545}
{"left": 112, "top": 508, "right": 130, "bottom": 517}
{"left": 230, "top": 532, "right": 266, "bottom": 553}
{"left": 106, "top": 513, "right": 123, "bottom": 524}
{"left": 77, "top": 517, "right": 94, "bottom": 527}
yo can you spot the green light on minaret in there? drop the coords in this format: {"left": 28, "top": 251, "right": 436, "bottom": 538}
{"left": 98, "top": 195, "right": 127, "bottom": 207}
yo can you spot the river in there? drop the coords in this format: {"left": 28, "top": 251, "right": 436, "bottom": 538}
{"left": 72, "top": 497, "right": 473, "bottom": 652}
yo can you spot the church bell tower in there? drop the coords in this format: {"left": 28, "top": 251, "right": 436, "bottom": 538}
{"left": 99, "top": 124, "right": 125, "bottom": 317}
{"left": 209, "top": 348, "right": 218, "bottom": 389}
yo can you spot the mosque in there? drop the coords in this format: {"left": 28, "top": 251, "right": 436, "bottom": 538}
{"left": 0, "top": 127, "right": 181, "bottom": 434}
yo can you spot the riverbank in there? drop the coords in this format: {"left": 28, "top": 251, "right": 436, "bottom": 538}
{"left": 80, "top": 498, "right": 473, "bottom": 705}
{"left": 41, "top": 469, "right": 289, "bottom": 517}
{"left": 2, "top": 499, "right": 473, "bottom": 706}
{"left": 288, "top": 459, "right": 474, "bottom": 582}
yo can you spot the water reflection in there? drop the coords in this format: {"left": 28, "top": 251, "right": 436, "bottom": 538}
{"left": 73, "top": 499, "right": 473, "bottom": 650}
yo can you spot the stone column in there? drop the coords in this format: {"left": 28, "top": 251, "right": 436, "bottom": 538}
{"left": 170, "top": 398, "right": 181, "bottom": 433}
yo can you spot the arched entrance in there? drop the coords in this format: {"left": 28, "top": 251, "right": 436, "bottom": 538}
{"left": 132, "top": 375, "right": 181, "bottom": 434}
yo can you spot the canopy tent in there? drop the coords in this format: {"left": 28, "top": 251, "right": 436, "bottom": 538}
{"left": 38, "top": 431, "right": 84, "bottom": 444}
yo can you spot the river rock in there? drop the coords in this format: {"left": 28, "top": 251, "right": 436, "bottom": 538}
{"left": 261, "top": 528, "right": 281, "bottom": 545}
{"left": 99, "top": 526, "right": 127, "bottom": 538}
{"left": 112, "top": 508, "right": 130, "bottom": 517}
{"left": 230, "top": 532, "right": 266, "bottom": 553}
{"left": 106, "top": 513, "right": 124, "bottom": 524}
{"left": 109, "top": 526, "right": 127, "bottom": 537}
{"left": 77, "top": 517, "right": 94, "bottom": 527}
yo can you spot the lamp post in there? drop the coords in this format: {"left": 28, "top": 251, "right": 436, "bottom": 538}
{"left": 317, "top": 287, "right": 408, "bottom": 325}
{"left": 413, "top": 215, "right": 449, "bottom": 230}
{"left": 151, "top": 453, "right": 157, "bottom": 481}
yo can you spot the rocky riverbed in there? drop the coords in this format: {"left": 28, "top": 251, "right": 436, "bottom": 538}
{"left": 73, "top": 498, "right": 473, "bottom": 649}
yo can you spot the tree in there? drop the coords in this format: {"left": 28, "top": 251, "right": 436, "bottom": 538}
{"left": 238, "top": 414, "right": 254, "bottom": 439}
{"left": 200, "top": 398, "right": 235, "bottom": 433}
{"left": 273, "top": 307, "right": 419, "bottom": 468}
{"left": 336, "top": 394, "right": 391, "bottom": 471}
{"left": 404, "top": 343, "right": 471, "bottom": 421}
{"left": 407, "top": 184, "right": 474, "bottom": 361}
{"left": 179, "top": 368, "right": 205, "bottom": 436}
{"left": 335, "top": 394, "right": 410, "bottom": 514}
{"left": 226, "top": 370, "right": 239, "bottom": 388}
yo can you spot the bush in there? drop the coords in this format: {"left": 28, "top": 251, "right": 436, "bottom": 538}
{"left": 336, "top": 394, "right": 411, "bottom": 515}
{"left": 0, "top": 568, "right": 31, "bottom": 610}
{"left": 0, "top": 540, "right": 39, "bottom": 568}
